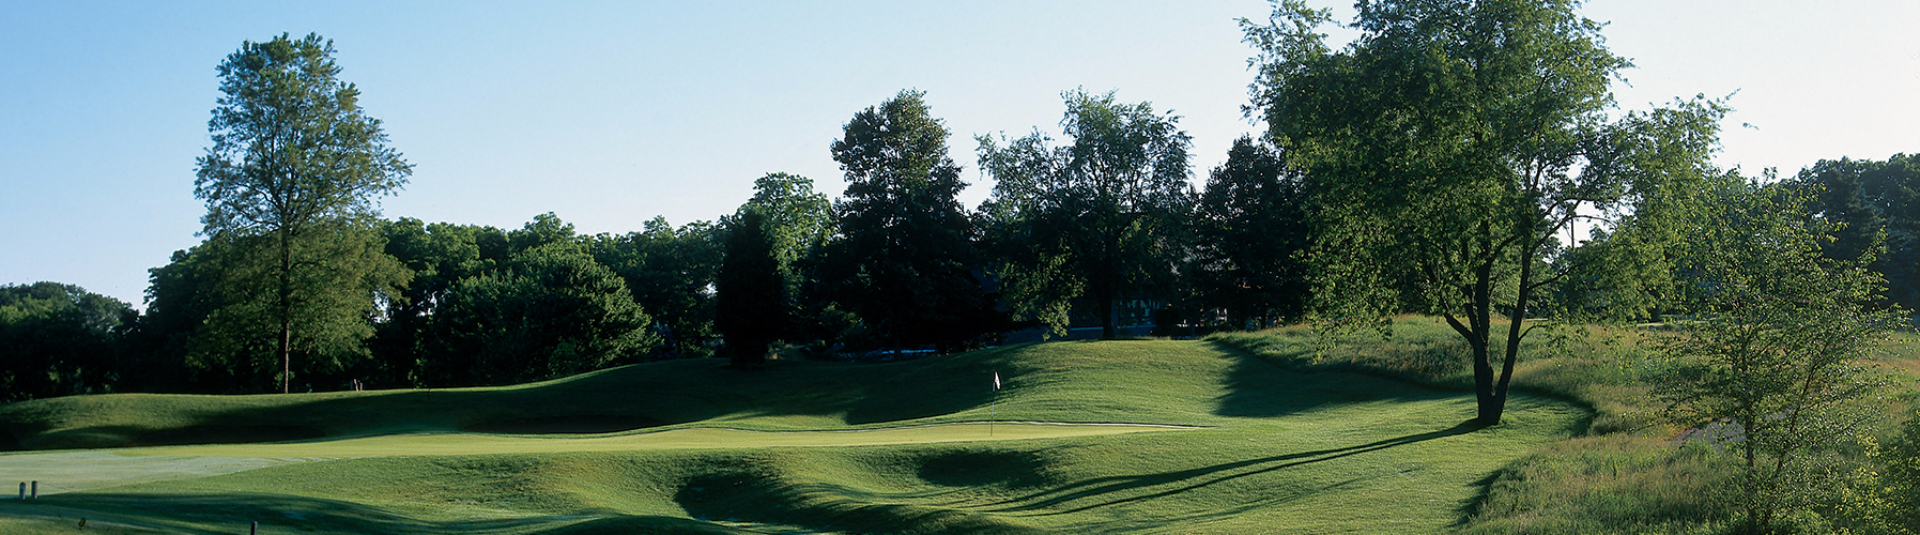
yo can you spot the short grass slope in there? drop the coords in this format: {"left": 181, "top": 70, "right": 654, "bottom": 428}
{"left": 0, "top": 340, "right": 1586, "bottom": 534}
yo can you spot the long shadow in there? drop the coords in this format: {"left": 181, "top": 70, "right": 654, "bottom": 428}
{"left": 10, "top": 352, "right": 1010, "bottom": 449}
{"left": 1209, "top": 340, "right": 1460, "bottom": 418}
{"left": 33, "top": 491, "right": 591, "bottom": 535}
{"left": 987, "top": 419, "right": 1487, "bottom": 516}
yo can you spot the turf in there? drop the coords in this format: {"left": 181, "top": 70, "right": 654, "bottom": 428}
{"left": 0, "top": 340, "right": 1587, "bottom": 534}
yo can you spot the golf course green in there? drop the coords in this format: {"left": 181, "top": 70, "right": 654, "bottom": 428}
{"left": 0, "top": 340, "right": 1587, "bottom": 534}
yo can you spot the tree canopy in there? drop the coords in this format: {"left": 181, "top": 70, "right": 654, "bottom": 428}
{"left": 716, "top": 209, "right": 787, "bottom": 367}
{"left": 1244, "top": 0, "right": 1723, "bottom": 423}
{"left": 1192, "top": 136, "right": 1312, "bottom": 326}
{"left": 0, "top": 283, "right": 133, "bottom": 401}
{"left": 817, "top": 90, "right": 1004, "bottom": 351}
{"left": 192, "top": 33, "right": 411, "bottom": 393}
{"left": 978, "top": 89, "right": 1194, "bottom": 339}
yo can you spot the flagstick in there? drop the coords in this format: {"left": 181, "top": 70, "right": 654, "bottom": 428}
{"left": 989, "top": 370, "right": 1003, "bottom": 438}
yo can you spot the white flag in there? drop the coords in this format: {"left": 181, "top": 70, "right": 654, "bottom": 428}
{"left": 992, "top": 371, "right": 1002, "bottom": 391}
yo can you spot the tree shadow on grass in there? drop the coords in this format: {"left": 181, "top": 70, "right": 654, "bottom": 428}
{"left": 985, "top": 419, "right": 1487, "bottom": 516}
{"left": 37, "top": 491, "right": 583, "bottom": 535}
{"left": 676, "top": 471, "right": 1048, "bottom": 535}
{"left": 1209, "top": 341, "right": 1460, "bottom": 418}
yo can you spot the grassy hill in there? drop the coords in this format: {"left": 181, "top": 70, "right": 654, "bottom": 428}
{"left": 0, "top": 340, "right": 1587, "bottom": 534}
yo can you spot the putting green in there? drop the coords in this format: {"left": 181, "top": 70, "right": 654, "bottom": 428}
{"left": 148, "top": 421, "right": 1193, "bottom": 458}
{"left": 1, "top": 422, "right": 1192, "bottom": 494}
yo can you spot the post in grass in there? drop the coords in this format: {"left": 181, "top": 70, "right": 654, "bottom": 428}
{"left": 990, "top": 371, "right": 1002, "bottom": 437}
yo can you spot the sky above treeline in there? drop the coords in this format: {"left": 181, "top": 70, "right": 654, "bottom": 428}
{"left": 3, "top": 0, "right": 1916, "bottom": 309}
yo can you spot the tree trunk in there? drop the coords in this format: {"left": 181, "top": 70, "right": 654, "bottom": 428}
{"left": 1468, "top": 226, "right": 1505, "bottom": 426}
{"left": 279, "top": 229, "right": 293, "bottom": 394}
{"left": 1487, "top": 241, "right": 1540, "bottom": 425}
{"left": 1099, "top": 291, "right": 1118, "bottom": 340}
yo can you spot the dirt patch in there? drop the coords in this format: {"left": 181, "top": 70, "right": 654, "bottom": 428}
{"left": 126, "top": 425, "right": 326, "bottom": 447}
{"left": 463, "top": 415, "right": 663, "bottom": 434}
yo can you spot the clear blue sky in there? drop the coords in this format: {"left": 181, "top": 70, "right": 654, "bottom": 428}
{"left": 3, "top": 1, "right": 1915, "bottom": 309}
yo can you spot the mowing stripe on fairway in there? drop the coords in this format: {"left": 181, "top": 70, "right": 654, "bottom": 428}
{"left": 0, "top": 422, "right": 1193, "bottom": 495}
{"left": 129, "top": 422, "right": 1197, "bottom": 458}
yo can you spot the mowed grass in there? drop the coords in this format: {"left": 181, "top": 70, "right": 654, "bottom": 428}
{"left": 0, "top": 340, "right": 1587, "bottom": 534}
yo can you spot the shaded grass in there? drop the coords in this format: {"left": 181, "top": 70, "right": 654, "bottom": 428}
{"left": 0, "top": 340, "right": 1586, "bottom": 534}
{"left": 1210, "top": 316, "right": 1660, "bottom": 435}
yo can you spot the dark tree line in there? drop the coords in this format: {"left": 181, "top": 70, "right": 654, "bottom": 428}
{"left": 1790, "top": 154, "right": 1920, "bottom": 308}
{"left": 7, "top": 25, "right": 1915, "bottom": 405}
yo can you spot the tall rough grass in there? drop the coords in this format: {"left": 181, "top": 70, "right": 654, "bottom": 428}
{"left": 1210, "top": 318, "right": 1920, "bottom": 534}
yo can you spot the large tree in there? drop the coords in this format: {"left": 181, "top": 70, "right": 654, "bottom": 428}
{"left": 716, "top": 209, "right": 786, "bottom": 367}
{"left": 818, "top": 90, "right": 1004, "bottom": 350}
{"left": 193, "top": 33, "right": 411, "bottom": 393}
{"left": 1245, "top": 0, "right": 1723, "bottom": 423}
{"left": 1192, "top": 136, "right": 1313, "bottom": 326}
{"left": 978, "top": 89, "right": 1193, "bottom": 339}
{"left": 737, "top": 173, "right": 834, "bottom": 276}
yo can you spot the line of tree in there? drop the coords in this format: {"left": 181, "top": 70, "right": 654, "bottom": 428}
{"left": 6, "top": 13, "right": 1917, "bottom": 410}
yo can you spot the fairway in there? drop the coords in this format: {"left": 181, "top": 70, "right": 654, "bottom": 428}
{"left": 0, "top": 341, "right": 1588, "bottom": 534}
{"left": 3, "top": 422, "right": 1192, "bottom": 493}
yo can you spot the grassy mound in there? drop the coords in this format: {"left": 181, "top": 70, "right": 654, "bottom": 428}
{"left": 0, "top": 340, "right": 1587, "bottom": 534}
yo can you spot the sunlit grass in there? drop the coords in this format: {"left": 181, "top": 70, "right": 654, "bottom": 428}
{"left": 1212, "top": 316, "right": 1920, "bottom": 534}
{"left": 0, "top": 340, "right": 1585, "bottom": 534}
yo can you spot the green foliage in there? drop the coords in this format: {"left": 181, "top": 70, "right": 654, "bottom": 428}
{"left": 1191, "top": 136, "right": 1312, "bottom": 326}
{"left": 733, "top": 173, "right": 832, "bottom": 278}
{"left": 427, "top": 220, "right": 656, "bottom": 386}
{"left": 192, "top": 33, "right": 411, "bottom": 393}
{"left": 0, "top": 282, "right": 133, "bottom": 401}
{"left": 1791, "top": 154, "right": 1920, "bottom": 310}
{"left": 977, "top": 89, "right": 1193, "bottom": 339}
{"left": 1873, "top": 411, "right": 1920, "bottom": 532}
{"left": 1242, "top": 0, "right": 1724, "bottom": 423}
{"left": 815, "top": 89, "right": 1004, "bottom": 351}
{"left": 142, "top": 226, "right": 407, "bottom": 393}
{"left": 371, "top": 218, "right": 492, "bottom": 385}
{"left": 1654, "top": 179, "right": 1904, "bottom": 534}
{"left": 589, "top": 217, "right": 723, "bottom": 360}
{"left": 716, "top": 209, "right": 786, "bottom": 367}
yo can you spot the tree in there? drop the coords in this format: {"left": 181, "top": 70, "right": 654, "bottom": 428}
{"left": 0, "top": 282, "right": 134, "bottom": 401}
{"left": 193, "top": 33, "right": 411, "bottom": 393}
{"left": 591, "top": 217, "right": 724, "bottom": 359}
{"left": 977, "top": 89, "right": 1194, "bottom": 339}
{"left": 1793, "top": 154, "right": 1920, "bottom": 309}
{"left": 423, "top": 215, "right": 656, "bottom": 386}
{"left": 716, "top": 209, "right": 786, "bottom": 367}
{"left": 736, "top": 173, "right": 834, "bottom": 278}
{"left": 817, "top": 90, "right": 1005, "bottom": 350}
{"left": 429, "top": 238, "right": 656, "bottom": 386}
{"left": 1244, "top": 0, "right": 1723, "bottom": 424}
{"left": 1655, "top": 179, "right": 1900, "bottom": 534}
{"left": 1192, "top": 136, "right": 1313, "bottom": 326}
{"left": 371, "top": 218, "right": 489, "bottom": 386}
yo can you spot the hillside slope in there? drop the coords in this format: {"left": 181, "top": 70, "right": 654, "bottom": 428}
{"left": 0, "top": 341, "right": 1587, "bottom": 534}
